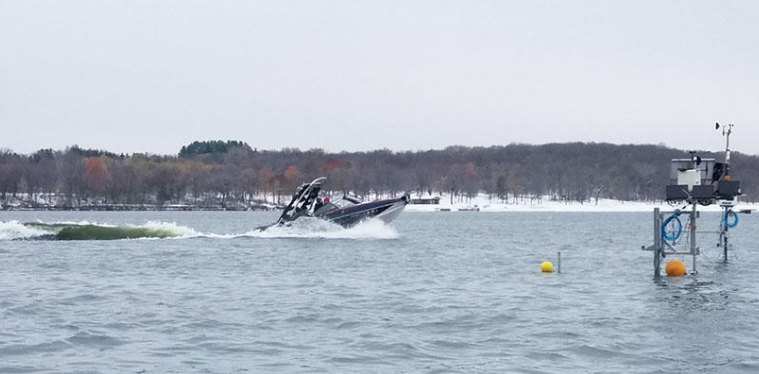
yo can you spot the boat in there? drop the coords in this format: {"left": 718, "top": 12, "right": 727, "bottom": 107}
{"left": 258, "top": 177, "right": 410, "bottom": 230}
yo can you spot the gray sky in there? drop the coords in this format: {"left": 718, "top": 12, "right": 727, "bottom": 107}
{"left": 1, "top": 0, "right": 757, "bottom": 155}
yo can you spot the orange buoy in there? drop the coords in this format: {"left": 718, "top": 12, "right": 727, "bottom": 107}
{"left": 665, "top": 259, "right": 687, "bottom": 276}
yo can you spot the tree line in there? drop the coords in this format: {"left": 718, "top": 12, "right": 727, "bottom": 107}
{"left": 1, "top": 141, "right": 757, "bottom": 208}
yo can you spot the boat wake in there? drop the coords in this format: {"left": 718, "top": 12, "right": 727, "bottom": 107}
{"left": 0, "top": 220, "right": 200, "bottom": 241}
{"left": 245, "top": 218, "right": 399, "bottom": 240}
{"left": 0, "top": 220, "right": 51, "bottom": 240}
{"left": 0, "top": 218, "right": 398, "bottom": 241}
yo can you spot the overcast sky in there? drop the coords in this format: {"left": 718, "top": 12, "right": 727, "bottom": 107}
{"left": 1, "top": 1, "right": 757, "bottom": 156}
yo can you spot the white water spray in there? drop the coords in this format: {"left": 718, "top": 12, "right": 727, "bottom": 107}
{"left": 245, "top": 218, "right": 399, "bottom": 240}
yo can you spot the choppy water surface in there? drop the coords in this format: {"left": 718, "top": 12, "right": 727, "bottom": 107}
{"left": 1, "top": 211, "right": 758, "bottom": 373}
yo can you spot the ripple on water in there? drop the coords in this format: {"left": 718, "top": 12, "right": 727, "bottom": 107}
{"left": 66, "top": 331, "right": 125, "bottom": 348}
{"left": 59, "top": 293, "right": 106, "bottom": 305}
{"left": 723, "top": 361, "right": 759, "bottom": 373}
{"left": 0, "top": 366, "right": 45, "bottom": 374}
{"left": 0, "top": 340, "right": 72, "bottom": 356}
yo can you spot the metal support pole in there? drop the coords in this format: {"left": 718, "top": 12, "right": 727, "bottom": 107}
{"left": 724, "top": 230, "right": 729, "bottom": 261}
{"left": 722, "top": 206, "right": 729, "bottom": 262}
{"left": 720, "top": 123, "right": 734, "bottom": 262}
{"left": 653, "top": 208, "right": 661, "bottom": 277}
{"left": 690, "top": 203, "right": 697, "bottom": 273}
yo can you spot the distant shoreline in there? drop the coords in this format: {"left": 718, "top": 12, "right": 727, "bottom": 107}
{"left": 0, "top": 204, "right": 279, "bottom": 212}
{"left": 3, "top": 200, "right": 754, "bottom": 213}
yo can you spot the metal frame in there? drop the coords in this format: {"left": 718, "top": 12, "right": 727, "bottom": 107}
{"left": 644, "top": 123, "right": 741, "bottom": 277}
{"left": 645, "top": 206, "right": 700, "bottom": 277}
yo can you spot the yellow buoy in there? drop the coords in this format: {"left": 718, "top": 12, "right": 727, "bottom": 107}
{"left": 541, "top": 261, "right": 554, "bottom": 273}
{"left": 665, "top": 259, "right": 686, "bottom": 276}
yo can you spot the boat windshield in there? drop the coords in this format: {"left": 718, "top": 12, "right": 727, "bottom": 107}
{"left": 329, "top": 198, "right": 355, "bottom": 209}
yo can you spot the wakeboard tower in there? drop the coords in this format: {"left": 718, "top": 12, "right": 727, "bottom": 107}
{"left": 257, "top": 177, "right": 410, "bottom": 230}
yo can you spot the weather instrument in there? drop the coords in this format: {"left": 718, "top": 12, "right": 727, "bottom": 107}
{"left": 642, "top": 123, "right": 745, "bottom": 276}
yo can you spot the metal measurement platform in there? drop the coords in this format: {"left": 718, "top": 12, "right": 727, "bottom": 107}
{"left": 643, "top": 123, "right": 749, "bottom": 277}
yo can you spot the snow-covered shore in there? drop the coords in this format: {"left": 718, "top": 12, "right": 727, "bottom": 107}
{"left": 1, "top": 192, "right": 753, "bottom": 213}
{"left": 404, "top": 194, "right": 755, "bottom": 213}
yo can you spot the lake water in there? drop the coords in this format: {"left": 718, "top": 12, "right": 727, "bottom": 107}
{"left": 1, "top": 211, "right": 758, "bottom": 373}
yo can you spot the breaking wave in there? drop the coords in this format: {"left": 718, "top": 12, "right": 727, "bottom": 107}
{"left": 0, "top": 221, "right": 51, "bottom": 240}
{"left": 53, "top": 221, "right": 200, "bottom": 240}
{"left": 246, "top": 218, "right": 399, "bottom": 240}
{"left": 1, "top": 218, "right": 398, "bottom": 241}
{"left": 1, "top": 221, "right": 200, "bottom": 241}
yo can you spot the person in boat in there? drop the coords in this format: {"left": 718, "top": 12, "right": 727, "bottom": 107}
{"left": 314, "top": 196, "right": 331, "bottom": 211}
